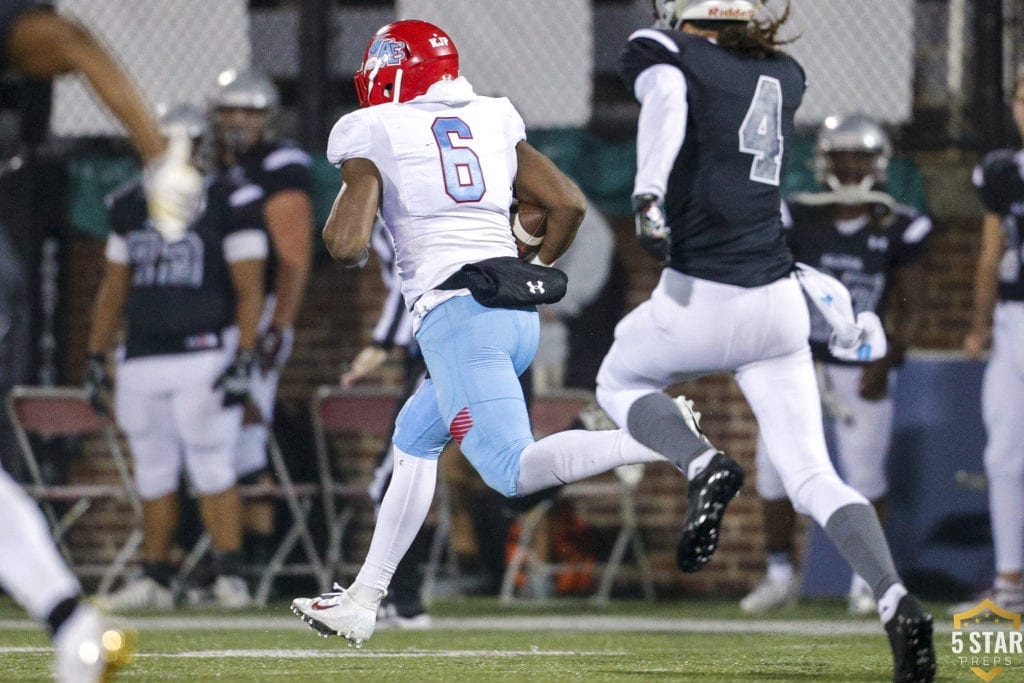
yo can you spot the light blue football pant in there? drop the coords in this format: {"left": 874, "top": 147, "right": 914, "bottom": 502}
{"left": 392, "top": 295, "right": 538, "bottom": 497}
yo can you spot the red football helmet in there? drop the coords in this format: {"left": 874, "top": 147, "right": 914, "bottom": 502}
{"left": 354, "top": 20, "right": 460, "bottom": 108}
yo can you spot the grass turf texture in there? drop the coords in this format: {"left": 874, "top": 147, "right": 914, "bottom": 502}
{"left": 0, "top": 597, "right": 965, "bottom": 681}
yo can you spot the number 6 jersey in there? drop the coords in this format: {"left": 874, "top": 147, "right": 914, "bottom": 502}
{"left": 619, "top": 28, "right": 806, "bottom": 287}
{"left": 326, "top": 76, "right": 524, "bottom": 311}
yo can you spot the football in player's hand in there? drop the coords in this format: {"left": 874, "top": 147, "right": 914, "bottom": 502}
{"left": 511, "top": 201, "right": 547, "bottom": 258}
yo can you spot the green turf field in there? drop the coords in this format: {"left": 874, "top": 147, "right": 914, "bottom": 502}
{"left": 0, "top": 596, "right": 985, "bottom": 681}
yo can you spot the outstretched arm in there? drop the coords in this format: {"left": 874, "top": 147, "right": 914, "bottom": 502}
{"left": 6, "top": 8, "right": 164, "bottom": 162}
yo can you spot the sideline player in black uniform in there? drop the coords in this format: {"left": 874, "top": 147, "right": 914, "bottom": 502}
{"left": 210, "top": 69, "right": 314, "bottom": 566}
{"left": 594, "top": 2, "right": 936, "bottom": 680}
{"left": 957, "top": 70, "right": 1024, "bottom": 614}
{"left": 741, "top": 115, "right": 932, "bottom": 617}
{"left": 86, "top": 105, "right": 267, "bottom": 612}
{"left": 0, "top": 2, "right": 201, "bottom": 680}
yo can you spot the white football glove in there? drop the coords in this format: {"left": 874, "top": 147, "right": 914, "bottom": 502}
{"left": 793, "top": 262, "right": 888, "bottom": 362}
{"left": 143, "top": 130, "right": 203, "bottom": 242}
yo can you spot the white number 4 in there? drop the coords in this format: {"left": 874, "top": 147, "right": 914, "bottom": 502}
{"left": 739, "top": 75, "right": 784, "bottom": 186}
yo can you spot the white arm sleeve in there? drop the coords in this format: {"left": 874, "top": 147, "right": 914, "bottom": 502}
{"left": 633, "top": 64, "right": 688, "bottom": 199}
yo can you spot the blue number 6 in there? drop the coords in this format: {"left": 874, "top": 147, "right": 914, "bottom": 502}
{"left": 432, "top": 117, "right": 486, "bottom": 202}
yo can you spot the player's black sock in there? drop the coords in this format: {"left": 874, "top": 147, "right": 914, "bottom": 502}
{"left": 143, "top": 560, "right": 176, "bottom": 588}
{"left": 245, "top": 532, "right": 276, "bottom": 567}
{"left": 213, "top": 550, "right": 246, "bottom": 578}
{"left": 46, "top": 596, "right": 80, "bottom": 635}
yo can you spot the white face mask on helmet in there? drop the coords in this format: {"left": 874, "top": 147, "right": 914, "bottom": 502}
{"left": 653, "top": 0, "right": 758, "bottom": 30}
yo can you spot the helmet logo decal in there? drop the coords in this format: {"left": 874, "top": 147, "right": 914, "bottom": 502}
{"left": 364, "top": 37, "right": 408, "bottom": 71}
{"left": 428, "top": 35, "right": 449, "bottom": 48}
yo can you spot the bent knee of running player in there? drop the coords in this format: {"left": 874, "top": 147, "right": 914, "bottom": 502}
{"left": 453, "top": 396, "right": 534, "bottom": 498}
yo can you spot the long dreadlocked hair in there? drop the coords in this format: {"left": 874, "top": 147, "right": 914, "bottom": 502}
{"left": 689, "top": 1, "right": 797, "bottom": 59}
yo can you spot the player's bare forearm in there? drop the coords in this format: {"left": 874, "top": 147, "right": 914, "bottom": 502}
{"left": 87, "top": 263, "right": 129, "bottom": 355}
{"left": 324, "top": 160, "right": 379, "bottom": 265}
{"left": 7, "top": 10, "right": 164, "bottom": 162}
{"left": 514, "top": 141, "right": 586, "bottom": 265}
{"left": 265, "top": 191, "right": 314, "bottom": 327}
{"left": 969, "top": 216, "right": 1003, "bottom": 334}
{"left": 229, "top": 259, "right": 266, "bottom": 350}
{"left": 889, "top": 263, "right": 926, "bottom": 362}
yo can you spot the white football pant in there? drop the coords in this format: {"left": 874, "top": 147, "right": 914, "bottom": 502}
{"left": 0, "top": 469, "right": 81, "bottom": 621}
{"left": 115, "top": 329, "right": 242, "bottom": 500}
{"left": 983, "top": 301, "right": 1024, "bottom": 575}
{"left": 756, "top": 363, "right": 895, "bottom": 502}
{"left": 596, "top": 269, "right": 866, "bottom": 525}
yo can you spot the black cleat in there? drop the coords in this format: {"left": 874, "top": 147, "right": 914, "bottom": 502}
{"left": 676, "top": 452, "right": 744, "bottom": 573}
{"left": 885, "top": 594, "right": 936, "bottom": 682}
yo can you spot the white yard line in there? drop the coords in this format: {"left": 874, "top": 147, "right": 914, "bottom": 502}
{"left": 138, "top": 649, "right": 627, "bottom": 658}
{"left": 0, "top": 615, "right": 954, "bottom": 635}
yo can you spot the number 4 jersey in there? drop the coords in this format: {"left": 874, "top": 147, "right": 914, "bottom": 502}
{"left": 619, "top": 29, "right": 806, "bottom": 287}
{"left": 326, "top": 76, "right": 524, "bottom": 311}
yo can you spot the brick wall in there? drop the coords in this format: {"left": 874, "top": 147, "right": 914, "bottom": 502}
{"left": 60, "top": 149, "right": 984, "bottom": 597}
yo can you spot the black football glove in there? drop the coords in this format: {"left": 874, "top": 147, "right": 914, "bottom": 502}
{"left": 255, "top": 325, "right": 294, "bottom": 374}
{"left": 83, "top": 353, "right": 112, "bottom": 416}
{"left": 214, "top": 349, "right": 255, "bottom": 407}
{"left": 632, "top": 193, "right": 671, "bottom": 263}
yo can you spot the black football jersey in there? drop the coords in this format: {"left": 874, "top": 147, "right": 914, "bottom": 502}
{"left": 973, "top": 149, "right": 1024, "bottom": 302}
{"left": 106, "top": 176, "right": 263, "bottom": 359}
{"left": 785, "top": 201, "right": 932, "bottom": 362}
{"left": 225, "top": 140, "right": 312, "bottom": 295}
{"left": 619, "top": 29, "right": 804, "bottom": 287}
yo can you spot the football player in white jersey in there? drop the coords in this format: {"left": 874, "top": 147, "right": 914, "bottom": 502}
{"left": 292, "top": 19, "right": 678, "bottom": 646}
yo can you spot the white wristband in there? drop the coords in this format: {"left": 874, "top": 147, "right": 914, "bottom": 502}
{"left": 528, "top": 253, "right": 554, "bottom": 267}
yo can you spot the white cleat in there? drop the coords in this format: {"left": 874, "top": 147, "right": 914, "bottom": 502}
{"left": 212, "top": 575, "right": 253, "bottom": 609}
{"left": 54, "top": 604, "right": 135, "bottom": 683}
{"left": 291, "top": 583, "right": 385, "bottom": 647}
{"left": 93, "top": 576, "right": 174, "bottom": 613}
{"left": 848, "top": 579, "right": 877, "bottom": 617}
{"left": 740, "top": 575, "right": 799, "bottom": 614}
{"left": 672, "top": 395, "right": 714, "bottom": 449}
{"left": 948, "top": 582, "right": 1024, "bottom": 616}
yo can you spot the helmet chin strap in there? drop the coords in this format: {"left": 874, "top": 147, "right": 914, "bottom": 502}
{"left": 392, "top": 69, "right": 404, "bottom": 103}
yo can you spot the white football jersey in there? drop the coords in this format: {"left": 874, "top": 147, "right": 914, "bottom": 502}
{"left": 326, "top": 76, "right": 525, "bottom": 309}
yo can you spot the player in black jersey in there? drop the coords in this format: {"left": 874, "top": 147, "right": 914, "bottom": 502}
{"left": 958, "top": 71, "right": 1024, "bottom": 614}
{"left": 0, "top": 3, "right": 202, "bottom": 680}
{"left": 86, "top": 105, "right": 267, "bottom": 613}
{"left": 211, "top": 70, "right": 314, "bottom": 566}
{"left": 596, "top": 3, "right": 935, "bottom": 680}
{"left": 740, "top": 115, "right": 932, "bottom": 617}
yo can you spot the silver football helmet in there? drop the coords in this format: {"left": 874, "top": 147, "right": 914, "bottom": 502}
{"left": 213, "top": 69, "right": 280, "bottom": 112}
{"left": 211, "top": 69, "right": 279, "bottom": 164}
{"left": 654, "top": 0, "right": 758, "bottom": 30}
{"left": 156, "top": 102, "right": 210, "bottom": 169}
{"left": 814, "top": 114, "right": 892, "bottom": 192}
{"left": 157, "top": 102, "right": 208, "bottom": 140}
